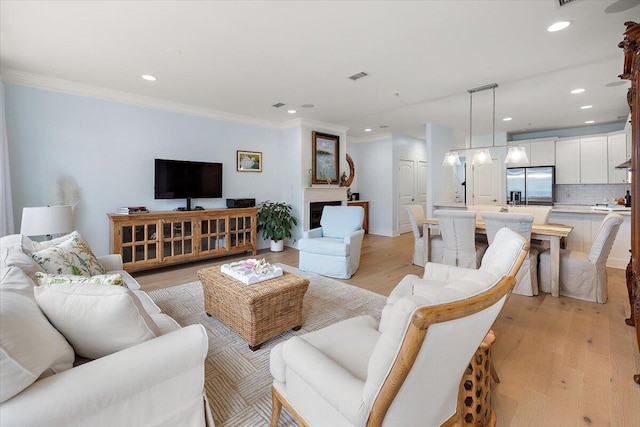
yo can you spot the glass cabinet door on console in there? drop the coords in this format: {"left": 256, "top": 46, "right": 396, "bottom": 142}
{"left": 113, "top": 220, "right": 161, "bottom": 270}
{"left": 200, "top": 216, "right": 227, "bottom": 256}
{"left": 229, "top": 213, "right": 254, "bottom": 252}
{"left": 162, "top": 219, "right": 195, "bottom": 263}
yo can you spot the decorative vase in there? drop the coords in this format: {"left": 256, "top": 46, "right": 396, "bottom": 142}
{"left": 270, "top": 240, "right": 284, "bottom": 252}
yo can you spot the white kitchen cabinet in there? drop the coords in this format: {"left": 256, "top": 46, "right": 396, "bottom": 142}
{"left": 579, "top": 136, "right": 608, "bottom": 184}
{"left": 530, "top": 139, "right": 556, "bottom": 166}
{"left": 555, "top": 139, "right": 581, "bottom": 184}
{"left": 506, "top": 139, "right": 556, "bottom": 167}
{"left": 608, "top": 133, "right": 629, "bottom": 183}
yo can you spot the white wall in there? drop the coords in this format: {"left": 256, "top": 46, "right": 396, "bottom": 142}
{"left": 348, "top": 133, "right": 425, "bottom": 236}
{"left": 425, "top": 123, "right": 455, "bottom": 217}
{"left": 349, "top": 135, "right": 394, "bottom": 236}
{"left": 5, "top": 84, "right": 285, "bottom": 254}
{"left": 278, "top": 124, "right": 303, "bottom": 246}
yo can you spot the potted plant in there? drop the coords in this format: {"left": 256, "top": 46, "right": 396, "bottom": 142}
{"left": 257, "top": 201, "right": 298, "bottom": 252}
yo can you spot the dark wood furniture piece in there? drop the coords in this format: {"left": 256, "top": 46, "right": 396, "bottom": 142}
{"left": 347, "top": 200, "right": 369, "bottom": 233}
{"left": 620, "top": 21, "right": 640, "bottom": 384}
{"left": 198, "top": 267, "right": 309, "bottom": 351}
{"left": 108, "top": 207, "right": 257, "bottom": 271}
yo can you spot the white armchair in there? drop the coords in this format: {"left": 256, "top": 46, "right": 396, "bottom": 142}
{"left": 270, "top": 228, "right": 528, "bottom": 427}
{"left": 298, "top": 206, "right": 365, "bottom": 279}
{"left": 381, "top": 227, "right": 529, "bottom": 330}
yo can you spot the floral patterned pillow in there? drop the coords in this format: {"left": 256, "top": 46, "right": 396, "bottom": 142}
{"left": 30, "top": 231, "right": 106, "bottom": 276}
{"left": 34, "top": 272, "right": 124, "bottom": 286}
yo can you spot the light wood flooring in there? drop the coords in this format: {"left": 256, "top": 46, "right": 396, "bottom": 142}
{"left": 134, "top": 232, "right": 640, "bottom": 426}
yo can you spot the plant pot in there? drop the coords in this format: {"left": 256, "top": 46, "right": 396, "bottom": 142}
{"left": 270, "top": 240, "right": 284, "bottom": 252}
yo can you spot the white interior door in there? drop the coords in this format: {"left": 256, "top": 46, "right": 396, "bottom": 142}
{"left": 418, "top": 160, "right": 427, "bottom": 204}
{"left": 473, "top": 160, "right": 500, "bottom": 205}
{"left": 398, "top": 159, "right": 415, "bottom": 234}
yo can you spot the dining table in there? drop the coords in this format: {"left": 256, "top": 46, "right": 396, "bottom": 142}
{"left": 422, "top": 218, "right": 574, "bottom": 298}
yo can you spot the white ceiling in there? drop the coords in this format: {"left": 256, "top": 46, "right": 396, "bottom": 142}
{"left": 1, "top": 0, "right": 638, "bottom": 142}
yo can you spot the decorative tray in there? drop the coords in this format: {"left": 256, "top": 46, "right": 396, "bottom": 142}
{"left": 220, "top": 259, "right": 283, "bottom": 285}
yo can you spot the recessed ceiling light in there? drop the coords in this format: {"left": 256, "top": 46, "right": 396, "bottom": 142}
{"left": 302, "top": 104, "right": 315, "bottom": 108}
{"left": 287, "top": 109, "right": 297, "bottom": 114}
{"left": 570, "top": 88, "right": 585, "bottom": 94}
{"left": 585, "top": 120, "right": 595, "bottom": 124}
{"left": 547, "top": 21, "right": 571, "bottom": 32}
{"left": 580, "top": 105, "right": 593, "bottom": 110}
{"left": 141, "top": 74, "right": 157, "bottom": 81}
{"left": 502, "top": 117, "right": 513, "bottom": 121}
{"left": 364, "top": 128, "right": 372, "bottom": 132}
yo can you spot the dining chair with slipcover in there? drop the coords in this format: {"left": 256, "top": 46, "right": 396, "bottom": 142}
{"left": 539, "top": 213, "right": 623, "bottom": 303}
{"left": 482, "top": 212, "right": 538, "bottom": 296}
{"left": 433, "top": 209, "right": 485, "bottom": 269}
{"left": 404, "top": 204, "right": 443, "bottom": 267}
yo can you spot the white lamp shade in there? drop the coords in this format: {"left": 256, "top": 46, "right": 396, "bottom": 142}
{"left": 442, "top": 151, "right": 461, "bottom": 166}
{"left": 20, "top": 206, "right": 74, "bottom": 237}
{"left": 472, "top": 149, "right": 493, "bottom": 165}
{"left": 505, "top": 146, "right": 530, "bottom": 166}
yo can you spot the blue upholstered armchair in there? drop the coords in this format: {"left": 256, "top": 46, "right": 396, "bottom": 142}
{"left": 298, "top": 206, "right": 365, "bottom": 279}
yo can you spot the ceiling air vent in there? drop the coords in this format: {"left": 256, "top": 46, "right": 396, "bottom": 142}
{"left": 348, "top": 72, "right": 369, "bottom": 81}
{"left": 272, "top": 102, "right": 285, "bottom": 108}
{"left": 556, "top": 0, "right": 580, "bottom": 8}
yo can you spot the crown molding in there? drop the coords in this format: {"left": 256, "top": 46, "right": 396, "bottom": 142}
{"left": 348, "top": 132, "right": 393, "bottom": 143}
{"left": 297, "top": 117, "right": 349, "bottom": 134}
{"left": 0, "top": 68, "right": 284, "bottom": 130}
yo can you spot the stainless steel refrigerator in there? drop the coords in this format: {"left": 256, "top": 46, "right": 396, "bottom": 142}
{"left": 506, "top": 166, "right": 555, "bottom": 206}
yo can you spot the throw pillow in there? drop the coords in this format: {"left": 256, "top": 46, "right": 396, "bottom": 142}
{"left": 30, "top": 231, "right": 106, "bottom": 276}
{"left": 29, "top": 232, "right": 74, "bottom": 252}
{"left": 34, "top": 283, "right": 162, "bottom": 359}
{"left": 34, "top": 272, "right": 125, "bottom": 286}
{"left": 1, "top": 245, "right": 45, "bottom": 280}
{"left": 0, "top": 267, "right": 75, "bottom": 403}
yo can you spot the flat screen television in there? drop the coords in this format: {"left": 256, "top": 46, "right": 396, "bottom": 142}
{"left": 154, "top": 158, "right": 222, "bottom": 210}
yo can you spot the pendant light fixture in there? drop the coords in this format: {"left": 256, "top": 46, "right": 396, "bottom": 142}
{"left": 442, "top": 83, "right": 500, "bottom": 167}
{"left": 442, "top": 151, "right": 461, "bottom": 166}
{"left": 504, "top": 145, "right": 530, "bottom": 166}
{"left": 470, "top": 83, "right": 498, "bottom": 165}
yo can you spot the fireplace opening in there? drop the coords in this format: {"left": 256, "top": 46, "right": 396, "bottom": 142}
{"left": 309, "top": 201, "right": 342, "bottom": 229}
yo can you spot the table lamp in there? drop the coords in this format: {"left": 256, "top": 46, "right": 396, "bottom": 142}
{"left": 20, "top": 205, "right": 74, "bottom": 238}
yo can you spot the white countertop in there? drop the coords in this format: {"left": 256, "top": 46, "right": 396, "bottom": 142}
{"left": 551, "top": 205, "right": 631, "bottom": 215}
{"left": 433, "top": 202, "right": 631, "bottom": 216}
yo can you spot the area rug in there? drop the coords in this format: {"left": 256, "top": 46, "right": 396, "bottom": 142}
{"left": 148, "top": 264, "right": 387, "bottom": 427}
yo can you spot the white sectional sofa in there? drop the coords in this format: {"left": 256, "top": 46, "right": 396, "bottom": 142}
{"left": 0, "top": 233, "right": 214, "bottom": 426}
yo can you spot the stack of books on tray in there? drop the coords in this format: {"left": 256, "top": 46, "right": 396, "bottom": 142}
{"left": 115, "top": 206, "right": 149, "bottom": 214}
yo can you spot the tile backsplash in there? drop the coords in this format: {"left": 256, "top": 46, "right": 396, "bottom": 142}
{"left": 555, "top": 184, "right": 631, "bottom": 205}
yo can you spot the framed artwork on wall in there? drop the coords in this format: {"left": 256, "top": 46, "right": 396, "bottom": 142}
{"left": 312, "top": 131, "right": 340, "bottom": 184}
{"left": 237, "top": 150, "right": 262, "bottom": 172}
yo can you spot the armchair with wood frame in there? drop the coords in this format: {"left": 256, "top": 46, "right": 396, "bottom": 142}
{"left": 269, "top": 227, "right": 528, "bottom": 427}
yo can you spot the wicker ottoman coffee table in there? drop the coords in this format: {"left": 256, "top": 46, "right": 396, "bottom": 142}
{"left": 198, "top": 266, "right": 309, "bottom": 350}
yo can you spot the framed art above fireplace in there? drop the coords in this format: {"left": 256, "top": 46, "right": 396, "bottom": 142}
{"left": 312, "top": 131, "right": 339, "bottom": 184}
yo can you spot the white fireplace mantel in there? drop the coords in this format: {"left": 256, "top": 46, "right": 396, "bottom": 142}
{"left": 303, "top": 186, "right": 348, "bottom": 230}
